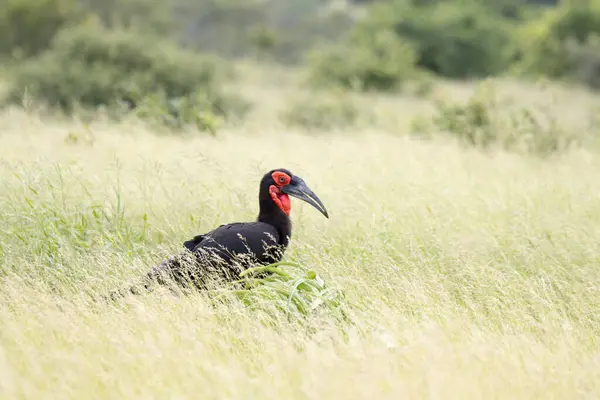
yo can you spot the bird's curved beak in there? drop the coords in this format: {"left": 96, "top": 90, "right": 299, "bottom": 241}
{"left": 282, "top": 177, "right": 329, "bottom": 218}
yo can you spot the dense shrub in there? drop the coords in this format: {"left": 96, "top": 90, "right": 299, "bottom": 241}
{"left": 394, "top": 1, "right": 516, "bottom": 78}
{"left": 309, "top": 0, "right": 518, "bottom": 88}
{"left": 5, "top": 25, "right": 251, "bottom": 129}
{"left": 516, "top": 3, "right": 600, "bottom": 88}
{"left": 345, "top": 0, "right": 517, "bottom": 80}
{"left": 308, "top": 29, "right": 418, "bottom": 91}
{"left": 0, "top": 0, "right": 84, "bottom": 59}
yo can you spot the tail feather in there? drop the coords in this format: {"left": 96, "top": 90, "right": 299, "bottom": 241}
{"left": 100, "top": 248, "right": 258, "bottom": 303}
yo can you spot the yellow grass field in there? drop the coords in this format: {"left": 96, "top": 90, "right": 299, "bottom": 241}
{"left": 1, "top": 76, "right": 600, "bottom": 399}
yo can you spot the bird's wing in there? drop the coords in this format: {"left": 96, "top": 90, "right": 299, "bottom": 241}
{"left": 190, "top": 222, "right": 283, "bottom": 263}
{"left": 147, "top": 223, "right": 284, "bottom": 290}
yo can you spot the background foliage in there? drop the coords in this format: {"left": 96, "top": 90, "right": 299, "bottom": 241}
{"left": 1, "top": 0, "right": 600, "bottom": 140}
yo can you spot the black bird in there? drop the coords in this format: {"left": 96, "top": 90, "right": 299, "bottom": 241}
{"left": 124, "top": 168, "right": 329, "bottom": 294}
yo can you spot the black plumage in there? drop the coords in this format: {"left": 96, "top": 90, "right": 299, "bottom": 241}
{"left": 117, "top": 168, "right": 328, "bottom": 296}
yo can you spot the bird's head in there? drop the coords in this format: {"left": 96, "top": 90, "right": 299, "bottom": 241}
{"left": 261, "top": 168, "right": 329, "bottom": 218}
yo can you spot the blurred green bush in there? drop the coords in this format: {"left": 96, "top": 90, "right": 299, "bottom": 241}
{"left": 308, "top": 29, "right": 418, "bottom": 92}
{"left": 388, "top": 1, "right": 516, "bottom": 78}
{"left": 4, "top": 25, "right": 251, "bottom": 130}
{"left": 515, "top": 2, "right": 600, "bottom": 89}
{"left": 0, "top": 0, "right": 85, "bottom": 59}
{"left": 308, "top": 0, "right": 518, "bottom": 93}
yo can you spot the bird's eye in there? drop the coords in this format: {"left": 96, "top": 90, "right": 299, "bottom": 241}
{"left": 271, "top": 171, "right": 291, "bottom": 186}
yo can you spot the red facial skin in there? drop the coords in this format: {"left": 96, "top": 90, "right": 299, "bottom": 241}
{"left": 269, "top": 171, "right": 292, "bottom": 215}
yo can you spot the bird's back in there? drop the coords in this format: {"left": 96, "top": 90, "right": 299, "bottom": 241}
{"left": 185, "top": 221, "right": 284, "bottom": 263}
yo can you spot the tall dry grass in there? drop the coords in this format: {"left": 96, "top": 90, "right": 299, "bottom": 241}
{"left": 1, "top": 77, "right": 600, "bottom": 398}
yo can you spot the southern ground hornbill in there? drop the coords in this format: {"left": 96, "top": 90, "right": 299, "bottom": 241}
{"left": 115, "top": 168, "right": 329, "bottom": 296}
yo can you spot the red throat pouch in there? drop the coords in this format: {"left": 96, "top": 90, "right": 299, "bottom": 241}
{"left": 270, "top": 185, "right": 291, "bottom": 215}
